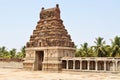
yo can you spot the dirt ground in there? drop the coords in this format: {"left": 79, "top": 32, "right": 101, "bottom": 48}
{"left": 0, "top": 68, "right": 120, "bottom": 80}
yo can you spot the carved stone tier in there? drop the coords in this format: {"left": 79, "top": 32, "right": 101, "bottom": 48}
{"left": 26, "top": 4, "right": 74, "bottom": 48}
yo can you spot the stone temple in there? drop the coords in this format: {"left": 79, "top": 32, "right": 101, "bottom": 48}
{"left": 23, "top": 4, "right": 75, "bottom": 71}
{"left": 23, "top": 4, "right": 120, "bottom": 72}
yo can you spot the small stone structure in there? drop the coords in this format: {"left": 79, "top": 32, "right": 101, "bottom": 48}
{"left": 23, "top": 4, "right": 120, "bottom": 72}
{"left": 62, "top": 57, "right": 120, "bottom": 72}
{"left": 23, "top": 4, "right": 75, "bottom": 71}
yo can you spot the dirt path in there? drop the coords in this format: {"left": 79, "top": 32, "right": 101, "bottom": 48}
{"left": 0, "top": 68, "right": 120, "bottom": 80}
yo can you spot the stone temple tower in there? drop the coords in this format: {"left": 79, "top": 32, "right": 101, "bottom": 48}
{"left": 23, "top": 4, "right": 75, "bottom": 71}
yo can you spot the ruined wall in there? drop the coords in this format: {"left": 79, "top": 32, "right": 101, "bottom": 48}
{"left": 0, "top": 59, "right": 23, "bottom": 69}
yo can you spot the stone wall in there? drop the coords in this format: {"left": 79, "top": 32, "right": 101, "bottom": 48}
{"left": 0, "top": 59, "right": 23, "bottom": 69}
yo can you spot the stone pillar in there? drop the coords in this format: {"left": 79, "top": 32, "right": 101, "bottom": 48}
{"left": 80, "top": 60, "right": 82, "bottom": 71}
{"left": 115, "top": 61, "right": 118, "bottom": 71}
{"left": 73, "top": 60, "right": 75, "bottom": 70}
{"left": 66, "top": 60, "right": 68, "bottom": 70}
{"left": 104, "top": 61, "right": 106, "bottom": 71}
{"left": 95, "top": 61, "right": 98, "bottom": 71}
{"left": 87, "top": 61, "right": 90, "bottom": 70}
{"left": 113, "top": 61, "right": 115, "bottom": 71}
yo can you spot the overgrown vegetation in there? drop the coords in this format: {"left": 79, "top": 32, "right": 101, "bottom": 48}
{"left": 0, "top": 46, "right": 25, "bottom": 59}
{"left": 75, "top": 36, "right": 120, "bottom": 57}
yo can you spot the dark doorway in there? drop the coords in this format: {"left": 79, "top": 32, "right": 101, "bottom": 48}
{"left": 98, "top": 61, "right": 104, "bottom": 70}
{"left": 75, "top": 60, "right": 80, "bottom": 69}
{"left": 35, "top": 51, "right": 44, "bottom": 70}
{"left": 82, "top": 61, "right": 87, "bottom": 70}
{"left": 90, "top": 61, "right": 95, "bottom": 70}
{"left": 68, "top": 60, "right": 73, "bottom": 69}
{"left": 62, "top": 60, "right": 67, "bottom": 69}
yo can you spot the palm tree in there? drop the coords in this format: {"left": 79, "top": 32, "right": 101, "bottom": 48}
{"left": 21, "top": 46, "right": 26, "bottom": 58}
{"left": 80, "top": 42, "right": 90, "bottom": 57}
{"left": 9, "top": 48, "right": 16, "bottom": 58}
{"left": 89, "top": 47, "right": 96, "bottom": 57}
{"left": 75, "top": 48, "right": 81, "bottom": 57}
{"left": 16, "top": 46, "right": 26, "bottom": 58}
{"left": 104, "top": 45, "right": 112, "bottom": 57}
{"left": 0, "top": 46, "right": 9, "bottom": 58}
{"left": 93, "top": 37, "right": 107, "bottom": 57}
{"left": 111, "top": 36, "right": 120, "bottom": 57}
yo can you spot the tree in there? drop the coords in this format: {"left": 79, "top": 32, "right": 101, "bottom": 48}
{"left": 75, "top": 42, "right": 92, "bottom": 57}
{"left": 80, "top": 43, "right": 89, "bottom": 57}
{"left": 0, "top": 46, "right": 9, "bottom": 58}
{"left": 16, "top": 46, "right": 26, "bottom": 58}
{"left": 103, "top": 45, "right": 112, "bottom": 57}
{"left": 93, "top": 37, "right": 107, "bottom": 57}
{"left": 111, "top": 36, "right": 120, "bottom": 57}
{"left": 9, "top": 48, "right": 16, "bottom": 58}
{"left": 21, "top": 46, "right": 26, "bottom": 58}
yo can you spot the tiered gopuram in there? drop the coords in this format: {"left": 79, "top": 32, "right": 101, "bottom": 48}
{"left": 23, "top": 4, "right": 75, "bottom": 71}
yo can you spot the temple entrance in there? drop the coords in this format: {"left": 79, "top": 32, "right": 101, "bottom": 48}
{"left": 35, "top": 51, "right": 44, "bottom": 70}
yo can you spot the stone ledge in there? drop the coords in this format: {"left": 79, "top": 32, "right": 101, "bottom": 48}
{"left": 26, "top": 47, "right": 75, "bottom": 51}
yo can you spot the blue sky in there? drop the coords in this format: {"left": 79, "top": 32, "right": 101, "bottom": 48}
{"left": 0, "top": 0, "right": 120, "bottom": 50}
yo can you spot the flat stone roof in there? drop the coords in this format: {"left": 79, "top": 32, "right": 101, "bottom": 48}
{"left": 61, "top": 57, "right": 120, "bottom": 61}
